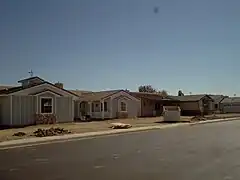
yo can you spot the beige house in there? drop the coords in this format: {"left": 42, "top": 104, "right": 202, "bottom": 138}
{"left": 75, "top": 90, "right": 141, "bottom": 119}
{"left": 168, "top": 95, "right": 214, "bottom": 115}
{"left": 0, "top": 76, "right": 79, "bottom": 127}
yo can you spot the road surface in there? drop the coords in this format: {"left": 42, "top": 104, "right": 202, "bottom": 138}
{"left": 1, "top": 120, "right": 240, "bottom": 180}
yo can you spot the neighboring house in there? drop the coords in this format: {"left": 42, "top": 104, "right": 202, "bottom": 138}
{"left": 209, "top": 95, "right": 227, "bottom": 112}
{"left": 76, "top": 90, "right": 141, "bottom": 119}
{"left": 168, "top": 95, "right": 214, "bottom": 116}
{"left": 0, "top": 76, "right": 79, "bottom": 127}
{"left": 219, "top": 97, "right": 240, "bottom": 113}
{"left": 130, "top": 92, "right": 172, "bottom": 117}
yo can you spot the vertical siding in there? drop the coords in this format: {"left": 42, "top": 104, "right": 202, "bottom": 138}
{"left": 56, "top": 97, "right": 74, "bottom": 123}
{"left": 12, "top": 96, "right": 37, "bottom": 126}
{"left": 0, "top": 96, "right": 10, "bottom": 125}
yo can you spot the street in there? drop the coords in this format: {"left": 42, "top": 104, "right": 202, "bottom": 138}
{"left": 1, "top": 120, "right": 240, "bottom": 180}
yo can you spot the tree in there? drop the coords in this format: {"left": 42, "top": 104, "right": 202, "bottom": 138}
{"left": 138, "top": 85, "right": 156, "bottom": 93}
{"left": 160, "top": 90, "right": 168, "bottom": 97}
{"left": 178, "top": 90, "right": 184, "bottom": 96}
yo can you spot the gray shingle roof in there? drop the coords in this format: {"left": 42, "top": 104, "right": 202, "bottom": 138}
{"left": 79, "top": 90, "right": 122, "bottom": 101}
{"left": 168, "top": 94, "right": 211, "bottom": 102}
{"left": 209, "top": 95, "right": 226, "bottom": 103}
{"left": 220, "top": 97, "right": 240, "bottom": 104}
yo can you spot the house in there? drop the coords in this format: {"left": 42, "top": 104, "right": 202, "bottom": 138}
{"left": 75, "top": 90, "right": 141, "bottom": 119}
{"left": 168, "top": 95, "right": 214, "bottom": 115}
{"left": 0, "top": 76, "right": 79, "bottom": 127}
{"left": 209, "top": 95, "right": 227, "bottom": 112}
{"left": 129, "top": 92, "right": 179, "bottom": 117}
{"left": 219, "top": 97, "right": 240, "bottom": 113}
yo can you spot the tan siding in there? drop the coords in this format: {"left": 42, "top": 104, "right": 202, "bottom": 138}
{"left": 112, "top": 96, "right": 140, "bottom": 118}
{"left": 56, "top": 97, "right": 73, "bottom": 123}
{"left": 0, "top": 96, "right": 10, "bottom": 125}
{"left": 141, "top": 99, "right": 155, "bottom": 117}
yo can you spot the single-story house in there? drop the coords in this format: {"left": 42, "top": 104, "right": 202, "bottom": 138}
{"left": 219, "top": 97, "right": 240, "bottom": 113}
{"left": 168, "top": 95, "right": 214, "bottom": 115}
{"left": 209, "top": 95, "right": 227, "bottom": 112}
{"left": 0, "top": 76, "right": 79, "bottom": 127}
{"left": 75, "top": 90, "right": 141, "bottom": 119}
{"left": 130, "top": 92, "right": 180, "bottom": 117}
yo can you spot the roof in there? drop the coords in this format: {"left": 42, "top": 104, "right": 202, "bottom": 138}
{"left": 129, "top": 92, "right": 163, "bottom": 101}
{"left": 0, "top": 81, "right": 79, "bottom": 97}
{"left": 220, "top": 97, "right": 240, "bottom": 104}
{"left": 209, "top": 95, "right": 226, "bottom": 103}
{"left": 69, "top": 90, "right": 93, "bottom": 97}
{"left": 168, "top": 94, "right": 213, "bottom": 102}
{"left": 18, "top": 76, "right": 45, "bottom": 83}
{"left": 79, "top": 90, "right": 123, "bottom": 101}
{"left": 0, "top": 85, "right": 16, "bottom": 91}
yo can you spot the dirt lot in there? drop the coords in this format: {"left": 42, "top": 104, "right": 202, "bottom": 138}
{"left": 0, "top": 114, "right": 239, "bottom": 142}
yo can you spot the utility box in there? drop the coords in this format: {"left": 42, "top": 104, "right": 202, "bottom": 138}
{"left": 163, "top": 106, "right": 181, "bottom": 122}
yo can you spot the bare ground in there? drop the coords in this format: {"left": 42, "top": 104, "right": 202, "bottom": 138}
{"left": 0, "top": 114, "right": 239, "bottom": 142}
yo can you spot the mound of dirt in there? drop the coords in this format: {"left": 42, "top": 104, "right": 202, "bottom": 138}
{"left": 33, "top": 128, "right": 71, "bottom": 137}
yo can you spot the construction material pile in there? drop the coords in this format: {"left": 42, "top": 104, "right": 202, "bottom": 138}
{"left": 110, "top": 123, "right": 132, "bottom": 129}
{"left": 35, "top": 114, "right": 57, "bottom": 124}
{"left": 191, "top": 116, "right": 206, "bottom": 122}
{"left": 13, "top": 132, "right": 26, "bottom": 137}
{"left": 33, "top": 127, "right": 71, "bottom": 137}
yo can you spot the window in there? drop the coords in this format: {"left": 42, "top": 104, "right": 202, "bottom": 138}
{"left": 41, "top": 98, "right": 53, "bottom": 114}
{"left": 120, "top": 101, "right": 127, "bottom": 112}
{"left": 100, "top": 102, "right": 108, "bottom": 112}
{"left": 215, "top": 104, "right": 218, "bottom": 109}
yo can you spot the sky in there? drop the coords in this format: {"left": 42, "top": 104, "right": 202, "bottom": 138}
{"left": 0, "top": 0, "right": 240, "bottom": 96}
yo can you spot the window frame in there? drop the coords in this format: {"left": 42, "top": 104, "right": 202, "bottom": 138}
{"left": 40, "top": 97, "right": 53, "bottom": 114}
{"left": 120, "top": 101, "right": 127, "bottom": 112}
{"left": 100, "top": 102, "right": 108, "bottom": 112}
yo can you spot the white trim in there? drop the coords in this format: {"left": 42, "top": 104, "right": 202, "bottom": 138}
{"left": 55, "top": 96, "right": 57, "bottom": 114}
{"left": 36, "top": 96, "right": 38, "bottom": 113}
{"left": 101, "top": 100, "right": 104, "bottom": 119}
{"left": 33, "top": 90, "right": 62, "bottom": 97}
{"left": 110, "top": 97, "right": 113, "bottom": 118}
{"left": 19, "top": 96, "right": 21, "bottom": 125}
{"left": 39, "top": 97, "right": 54, "bottom": 114}
{"left": 119, "top": 100, "right": 128, "bottom": 112}
{"left": 110, "top": 91, "right": 140, "bottom": 102}
{"left": 10, "top": 82, "right": 79, "bottom": 99}
{"left": 10, "top": 95, "right": 12, "bottom": 125}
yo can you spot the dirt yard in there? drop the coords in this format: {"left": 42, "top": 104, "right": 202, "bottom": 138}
{"left": 0, "top": 114, "right": 240, "bottom": 142}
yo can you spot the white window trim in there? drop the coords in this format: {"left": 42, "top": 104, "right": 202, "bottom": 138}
{"left": 40, "top": 97, "right": 54, "bottom": 114}
{"left": 119, "top": 101, "right": 127, "bottom": 112}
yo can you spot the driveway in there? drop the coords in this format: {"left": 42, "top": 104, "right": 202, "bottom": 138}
{"left": 1, "top": 120, "right": 240, "bottom": 180}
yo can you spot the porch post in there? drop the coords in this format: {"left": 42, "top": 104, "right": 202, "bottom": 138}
{"left": 89, "top": 102, "right": 92, "bottom": 116}
{"left": 101, "top": 100, "right": 104, "bottom": 119}
{"left": 110, "top": 97, "right": 113, "bottom": 119}
{"left": 10, "top": 95, "right": 13, "bottom": 126}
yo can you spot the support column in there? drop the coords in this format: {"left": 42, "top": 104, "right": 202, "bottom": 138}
{"left": 89, "top": 102, "right": 92, "bottom": 117}
{"left": 101, "top": 100, "right": 104, "bottom": 119}
{"left": 110, "top": 97, "right": 113, "bottom": 119}
{"left": 10, "top": 95, "right": 13, "bottom": 126}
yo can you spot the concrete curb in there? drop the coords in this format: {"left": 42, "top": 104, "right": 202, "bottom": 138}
{"left": 190, "top": 117, "right": 240, "bottom": 126}
{"left": 0, "top": 117, "right": 240, "bottom": 149}
{"left": 0, "top": 123, "right": 186, "bottom": 148}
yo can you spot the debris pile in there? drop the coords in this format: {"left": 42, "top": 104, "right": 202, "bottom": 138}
{"left": 110, "top": 123, "right": 132, "bottom": 129}
{"left": 191, "top": 116, "right": 206, "bottom": 122}
{"left": 33, "top": 128, "right": 71, "bottom": 137}
{"left": 13, "top": 132, "right": 26, "bottom": 137}
{"left": 35, "top": 114, "right": 57, "bottom": 124}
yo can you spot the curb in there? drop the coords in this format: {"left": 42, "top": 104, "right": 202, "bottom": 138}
{"left": 190, "top": 117, "right": 240, "bottom": 126}
{"left": 0, "top": 123, "right": 186, "bottom": 149}
{"left": 0, "top": 117, "right": 240, "bottom": 149}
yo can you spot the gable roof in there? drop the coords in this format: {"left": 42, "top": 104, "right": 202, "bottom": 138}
{"left": 69, "top": 90, "right": 93, "bottom": 97}
{"left": 0, "top": 81, "right": 79, "bottom": 98}
{"left": 129, "top": 92, "right": 163, "bottom": 101}
{"left": 18, "top": 76, "right": 45, "bottom": 83}
{"left": 79, "top": 90, "right": 121, "bottom": 101}
{"left": 209, "top": 95, "right": 226, "bottom": 103}
{"left": 168, "top": 94, "right": 213, "bottom": 102}
{"left": 220, "top": 97, "right": 240, "bottom": 104}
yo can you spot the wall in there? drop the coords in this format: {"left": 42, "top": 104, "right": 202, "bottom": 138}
{"left": 0, "top": 96, "right": 10, "bottom": 126}
{"left": 141, "top": 99, "right": 155, "bottom": 117}
{"left": 56, "top": 97, "right": 74, "bottom": 123}
{"left": 112, "top": 96, "right": 140, "bottom": 118}
{"left": 180, "top": 102, "right": 199, "bottom": 110}
{"left": 12, "top": 96, "right": 37, "bottom": 126}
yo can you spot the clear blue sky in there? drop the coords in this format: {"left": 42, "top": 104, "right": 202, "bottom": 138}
{"left": 0, "top": 0, "right": 239, "bottom": 96}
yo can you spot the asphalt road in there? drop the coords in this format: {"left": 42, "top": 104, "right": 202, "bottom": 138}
{"left": 1, "top": 120, "right": 240, "bottom": 180}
